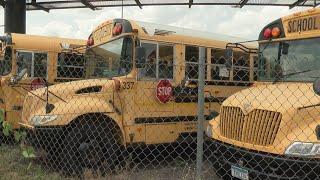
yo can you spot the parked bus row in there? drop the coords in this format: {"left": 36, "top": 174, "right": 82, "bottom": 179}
{"left": 1, "top": 6, "right": 319, "bottom": 179}
{"left": 17, "top": 19, "right": 257, "bottom": 175}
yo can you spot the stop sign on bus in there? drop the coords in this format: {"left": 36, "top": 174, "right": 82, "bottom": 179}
{"left": 156, "top": 79, "right": 173, "bottom": 103}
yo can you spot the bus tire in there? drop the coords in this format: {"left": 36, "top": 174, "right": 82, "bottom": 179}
{"left": 59, "top": 119, "right": 123, "bottom": 176}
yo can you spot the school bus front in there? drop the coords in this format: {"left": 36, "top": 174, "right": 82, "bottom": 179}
{"left": 207, "top": 8, "right": 320, "bottom": 179}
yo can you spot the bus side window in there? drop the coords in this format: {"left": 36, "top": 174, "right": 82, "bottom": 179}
{"left": 34, "top": 53, "right": 48, "bottom": 78}
{"left": 159, "top": 44, "right": 174, "bottom": 79}
{"left": 140, "top": 42, "right": 157, "bottom": 79}
{"left": 211, "top": 48, "right": 229, "bottom": 81}
{"left": 185, "top": 46, "right": 207, "bottom": 81}
{"left": 16, "top": 52, "right": 32, "bottom": 77}
{"left": 233, "top": 51, "right": 250, "bottom": 82}
{"left": 185, "top": 46, "right": 199, "bottom": 80}
{"left": 57, "top": 53, "right": 85, "bottom": 79}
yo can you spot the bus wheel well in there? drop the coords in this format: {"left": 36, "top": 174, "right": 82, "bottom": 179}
{"left": 67, "top": 113, "right": 123, "bottom": 143}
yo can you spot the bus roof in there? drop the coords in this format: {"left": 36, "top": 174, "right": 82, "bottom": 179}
{"left": 92, "top": 19, "right": 257, "bottom": 49}
{"left": 10, "top": 33, "right": 86, "bottom": 52}
{"left": 134, "top": 20, "right": 248, "bottom": 43}
{"left": 282, "top": 7, "right": 320, "bottom": 21}
{"left": 259, "top": 7, "right": 320, "bottom": 41}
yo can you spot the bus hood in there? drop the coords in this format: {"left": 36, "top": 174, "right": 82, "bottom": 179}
{"left": 29, "top": 78, "right": 114, "bottom": 99}
{"left": 22, "top": 79, "right": 116, "bottom": 124}
{"left": 222, "top": 82, "right": 320, "bottom": 113}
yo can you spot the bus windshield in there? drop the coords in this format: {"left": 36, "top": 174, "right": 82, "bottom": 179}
{"left": 258, "top": 38, "right": 320, "bottom": 82}
{"left": 0, "top": 47, "right": 12, "bottom": 76}
{"left": 86, "top": 36, "right": 133, "bottom": 78}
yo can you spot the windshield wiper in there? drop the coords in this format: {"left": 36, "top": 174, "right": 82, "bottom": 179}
{"left": 273, "top": 69, "right": 311, "bottom": 84}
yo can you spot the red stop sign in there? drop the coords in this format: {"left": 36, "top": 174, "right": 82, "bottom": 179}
{"left": 31, "top": 78, "right": 46, "bottom": 90}
{"left": 156, "top": 79, "right": 173, "bottom": 103}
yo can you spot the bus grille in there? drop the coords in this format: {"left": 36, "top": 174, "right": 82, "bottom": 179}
{"left": 220, "top": 106, "right": 282, "bottom": 146}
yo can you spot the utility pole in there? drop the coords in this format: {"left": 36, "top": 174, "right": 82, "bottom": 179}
{"left": 4, "top": 0, "right": 26, "bottom": 34}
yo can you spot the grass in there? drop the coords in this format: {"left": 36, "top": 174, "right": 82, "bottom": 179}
{"left": 0, "top": 145, "right": 64, "bottom": 180}
{"left": 0, "top": 144, "right": 218, "bottom": 180}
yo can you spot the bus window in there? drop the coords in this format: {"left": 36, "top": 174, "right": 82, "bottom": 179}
{"left": 185, "top": 46, "right": 207, "bottom": 81}
{"left": 185, "top": 46, "right": 199, "bottom": 80}
{"left": 141, "top": 42, "right": 157, "bottom": 78}
{"left": 158, "top": 44, "right": 174, "bottom": 79}
{"left": 57, "top": 53, "right": 85, "bottom": 79}
{"left": 34, "top": 53, "right": 47, "bottom": 78}
{"left": 86, "top": 36, "right": 133, "bottom": 78}
{"left": 17, "top": 52, "right": 32, "bottom": 77}
{"left": 233, "top": 51, "right": 250, "bottom": 82}
{"left": 210, "top": 48, "right": 229, "bottom": 81}
{"left": 17, "top": 52, "right": 48, "bottom": 78}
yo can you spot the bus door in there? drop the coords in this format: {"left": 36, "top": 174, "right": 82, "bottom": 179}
{"left": 133, "top": 42, "right": 175, "bottom": 143}
{"left": 134, "top": 42, "right": 174, "bottom": 112}
{"left": 6, "top": 51, "right": 48, "bottom": 128}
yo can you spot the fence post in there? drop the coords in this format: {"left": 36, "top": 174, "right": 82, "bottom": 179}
{"left": 196, "top": 47, "right": 206, "bottom": 180}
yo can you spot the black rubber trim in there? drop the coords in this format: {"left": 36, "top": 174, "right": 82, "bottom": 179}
{"left": 135, "top": 116, "right": 211, "bottom": 124}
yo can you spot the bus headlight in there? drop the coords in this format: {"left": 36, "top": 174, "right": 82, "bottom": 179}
{"left": 205, "top": 124, "right": 213, "bottom": 137}
{"left": 30, "top": 115, "right": 58, "bottom": 126}
{"left": 285, "top": 142, "right": 320, "bottom": 157}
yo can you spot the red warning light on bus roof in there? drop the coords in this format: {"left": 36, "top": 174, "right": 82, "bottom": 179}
{"left": 113, "top": 23, "right": 123, "bottom": 36}
{"left": 263, "top": 28, "right": 272, "bottom": 39}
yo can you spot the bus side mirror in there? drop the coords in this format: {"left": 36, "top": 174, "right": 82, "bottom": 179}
{"left": 282, "top": 43, "right": 289, "bottom": 55}
{"left": 225, "top": 48, "right": 233, "bottom": 69}
{"left": 135, "top": 46, "right": 146, "bottom": 68}
{"left": 10, "top": 68, "right": 27, "bottom": 84}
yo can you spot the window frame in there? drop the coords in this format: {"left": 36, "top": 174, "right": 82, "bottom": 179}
{"left": 139, "top": 40, "right": 175, "bottom": 80}
{"left": 56, "top": 52, "right": 86, "bottom": 79}
{"left": 209, "top": 48, "right": 253, "bottom": 83}
{"left": 16, "top": 50, "right": 48, "bottom": 79}
{"left": 184, "top": 45, "right": 207, "bottom": 81}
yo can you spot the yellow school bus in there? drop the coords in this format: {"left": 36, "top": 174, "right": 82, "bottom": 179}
{"left": 20, "top": 19, "right": 257, "bottom": 174}
{"left": 207, "top": 8, "right": 320, "bottom": 179}
{"left": 0, "top": 33, "right": 86, "bottom": 136}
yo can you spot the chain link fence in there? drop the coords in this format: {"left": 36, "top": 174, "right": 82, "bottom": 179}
{"left": 1, "top": 42, "right": 319, "bottom": 180}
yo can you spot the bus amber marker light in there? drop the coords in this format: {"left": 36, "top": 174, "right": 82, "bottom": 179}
{"left": 271, "top": 27, "right": 281, "bottom": 38}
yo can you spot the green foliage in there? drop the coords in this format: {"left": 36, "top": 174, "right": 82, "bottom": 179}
{"left": 22, "top": 146, "right": 36, "bottom": 159}
{"left": 2, "top": 121, "right": 12, "bottom": 137}
{"left": 0, "top": 110, "right": 36, "bottom": 169}
{"left": 0, "top": 110, "right": 13, "bottom": 137}
{"left": 14, "top": 131, "right": 27, "bottom": 143}
{"left": 0, "top": 109, "right": 3, "bottom": 123}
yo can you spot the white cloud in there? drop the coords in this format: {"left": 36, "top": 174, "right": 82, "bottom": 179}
{"left": 27, "top": 20, "right": 74, "bottom": 37}
{"left": 216, "top": 6, "right": 307, "bottom": 39}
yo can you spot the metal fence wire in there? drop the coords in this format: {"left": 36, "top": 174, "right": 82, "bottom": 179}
{"left": 2, "top": 46, "right": 320, "bottom": 180}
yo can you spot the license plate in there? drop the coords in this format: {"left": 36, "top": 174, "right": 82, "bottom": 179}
{"left": 231, "top": 165, "right": 249, "bottom": 180}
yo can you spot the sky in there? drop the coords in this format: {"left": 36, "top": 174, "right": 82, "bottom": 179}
{"left": 0, "top": 5, "right": 309, "bottom": 41}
